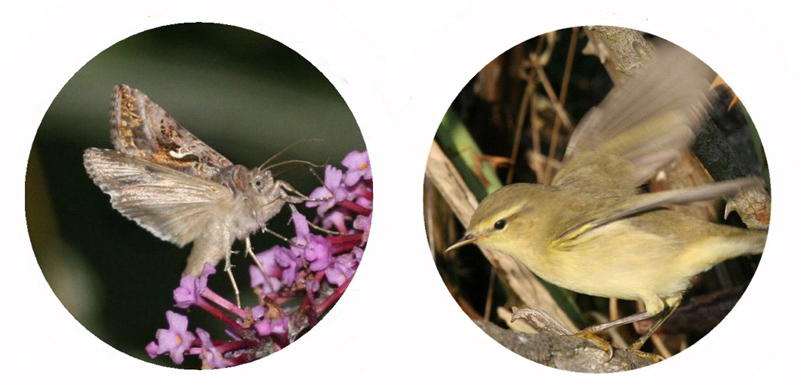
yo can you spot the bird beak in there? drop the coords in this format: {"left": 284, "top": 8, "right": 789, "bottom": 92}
{"left": 445, "top": 233, "right": 481, "bottom": 252}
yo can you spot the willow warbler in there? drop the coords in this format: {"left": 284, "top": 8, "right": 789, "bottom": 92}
{"left": 447, "top": 43, "right": 768, "bottom": 351}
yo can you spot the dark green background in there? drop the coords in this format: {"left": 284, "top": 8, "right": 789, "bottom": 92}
{"left": 26, "top": 23, "right": 364, "bottom": 368}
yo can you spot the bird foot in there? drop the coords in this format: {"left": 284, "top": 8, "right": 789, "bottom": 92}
{"left": 627, "top": 348, "right": 664, "bottom": 363}
{"left": 571, "top": 331, "right": 614, "bottom": 361}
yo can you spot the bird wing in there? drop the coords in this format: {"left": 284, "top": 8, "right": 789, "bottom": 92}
{"left": 552, "top": 43, "right": 715, "bottom": 194}
{"left": 552, "top": 177, "right": 763, "bottom": 249}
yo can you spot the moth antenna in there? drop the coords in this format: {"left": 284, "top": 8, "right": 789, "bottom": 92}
{"left": 306, "top": 165, "right": 325, "bottom": 186}
{"left": 306, "top": 159, "right": 337, "bottom": 202}
{"left": 273, "top": 163, "right": 335, "bottom": 202}
{"left": 259, "top": 138, "right": 324, "bottom": 170}
{"left": 264, "top": 159, "right": 326, "bottom": 172}
{"left": 273, "top": 158, "right": 332, "bottom": 195}
{"left": 271, "top": 163, "right": 317, "bottom": 180}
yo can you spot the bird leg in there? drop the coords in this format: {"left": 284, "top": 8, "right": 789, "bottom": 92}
{"left": 572, "top": 299, "right": 680, "bottom": 362}
{"left": 629, "top": 300, "right": 681, "bottom": 351}
{"left": 578, "top": 310, "right": 656, "bottom": 337}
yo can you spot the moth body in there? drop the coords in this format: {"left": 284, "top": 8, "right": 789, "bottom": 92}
{"left": 84, "top": 85, "right": 304, "bottom": 278}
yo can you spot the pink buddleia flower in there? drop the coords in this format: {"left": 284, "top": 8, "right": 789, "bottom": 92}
{"left": 341, "top": 150, "right": 371, "bottom": 186}
{"left": 146, "top": 150, "right": 371, "bottom": 369}
{"left": 173, "top": 264, "right": 216, "bottom": 308}
{"left": 196, "top": 328, "right": 232, "bottom": 369}
{"left": 146, "top": 311, "right": 196, "bottom": 364}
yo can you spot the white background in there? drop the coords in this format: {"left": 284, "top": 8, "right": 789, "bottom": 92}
{"left": 2, "top": 1, "right": 798, "bottom": 386}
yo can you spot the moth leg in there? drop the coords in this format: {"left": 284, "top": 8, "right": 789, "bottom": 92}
{"left": 257, "top": 204, "right": 339, "bottom": 247}
{"left": 223, "top": 254, "right": 242, "bottom": 308}
{"left": 256, "top": 217, "right": 323, "bottom": 248}
{"left": 245, "top": 237, "right": 266, "bottom": 273}
{"left": 274, "top": 181, "right": 308, "bottom": 203}
{"left": 286, "top": 203, "right": 341, "bottom": 235}
{"left": 277, "top": 180, "right": 332, "bottom": 203}
{"left": 307, "top": 222, "right": 340, "bottom": 235}
{"left": 259, "top": 226, "right": 294, "bottom": 244}
{"left": 301, "top": 166, "right": 338, "bottom": 202}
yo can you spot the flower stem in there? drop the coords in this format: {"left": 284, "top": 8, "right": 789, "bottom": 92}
{"left": 196, "top": 297, "right": 245, "bottom": 334}
{"left": 337, "top": 200, "right": 371, "bottom": 215}
{"left": 316, "top": 276, "right": 352, "bottom": 315}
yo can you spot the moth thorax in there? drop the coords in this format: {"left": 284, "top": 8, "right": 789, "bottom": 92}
{"left": 213, "top": 165, "right": 255, "bottom": 195}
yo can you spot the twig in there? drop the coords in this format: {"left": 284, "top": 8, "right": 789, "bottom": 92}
{"left": 475, "top": 320, "right": 655, "bottom": 372}
{"left": 543, "top": 27, "right": 580, "bottom": 183}
{"left": 507, "top": 73, "right": 535, "bottom": 185}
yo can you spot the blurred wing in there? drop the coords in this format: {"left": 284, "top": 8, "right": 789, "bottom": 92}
{"left": 553, "top": 43, "right": 715, "bottom": 192}
{"left": 110, "top": 84, "right": 232, "bottom": 180}
{"left": 83, "top": 148, "right": 231, "bottom": 246}
{"left": 553, "top": 177, "right": 763, "bottom": 248}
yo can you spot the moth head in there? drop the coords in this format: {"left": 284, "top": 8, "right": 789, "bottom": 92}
{"left": 251, "top": 168, "right": 275, "bottom": 195}
{"left": 245, "top": 168, "right": 287, "bottom": 228}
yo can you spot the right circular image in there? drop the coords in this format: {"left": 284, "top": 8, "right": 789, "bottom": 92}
{"left": 424, "top": 26, "right": 769, "bottom": 372}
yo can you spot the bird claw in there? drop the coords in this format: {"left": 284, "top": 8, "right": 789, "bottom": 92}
{"left": 628, "top": 348, "right": 664, "bottom": 363}
{"left": 572, "top": 331, "right": 615, "bottom": 361}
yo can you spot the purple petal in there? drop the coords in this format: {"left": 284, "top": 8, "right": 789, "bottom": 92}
{"left": 271, "top": 317, "right": 289, "bottom": 336}
{"left": 305, "top": 235, "right": 333, "bottom": 271}
{"left": 145, "top": 341, "right": 160, "bottom": 359}
{"left": 167, "top": 310, "right": 190, "bottom": 331}
{"left": 150, "top": 311, "right": 196, "bottom": 365}
{"left": 354, "top": 213, "right": 371, "bottom": 232}
{"left": 306, "top": 278, "right": 320, "bottom": 293}
{"left": 325, "top": 266, "right": 346, "bottom": 286}
{"left": 291, "top": 211, "right": 310, "bottom": 241}
{"left": 272, "top": 247, "right": 300, "bottom": 286}
{"left": 173, "top": 264, "right": 216, "bottom": 308}
{"left": 342, "top": 151, "right": 371, "bottom": 186}
{"left": 321, "top": 210, "right": 348, "bottom": 233}
{"left": 323, "top": 165, "right": 344, "bottom": 188}
{"left": 254, "top": 319, "right": 272, "bottom": 336}
{"left": 251, "top": 306, "right": 266, "bottom": 319}
{"left": 196, "top": 328, "right": 230, "bottom": 369}
{"left": 249, "top": 264, "right": 267, "bottom": 288}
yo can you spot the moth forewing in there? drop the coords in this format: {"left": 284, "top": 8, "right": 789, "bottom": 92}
{"left": 110, "top": 84, "right": 233, "bottom": 180}
{"left": 83, "top": 148, "right": 231, "bottom": 249}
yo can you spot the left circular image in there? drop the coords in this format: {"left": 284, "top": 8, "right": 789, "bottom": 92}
{"left": 26, "top": 23, "right": 372, "bottom": 369}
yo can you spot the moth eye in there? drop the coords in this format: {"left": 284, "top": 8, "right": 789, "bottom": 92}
{"left": 493, "top": 219, "right": 507, "bottom": 230}
{"left": 253, "top": 178, "right": 265, "bottom": 191}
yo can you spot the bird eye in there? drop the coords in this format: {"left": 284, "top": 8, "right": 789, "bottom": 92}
{"left": 494, "top": 220, "right": 507, "bottom": 230}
